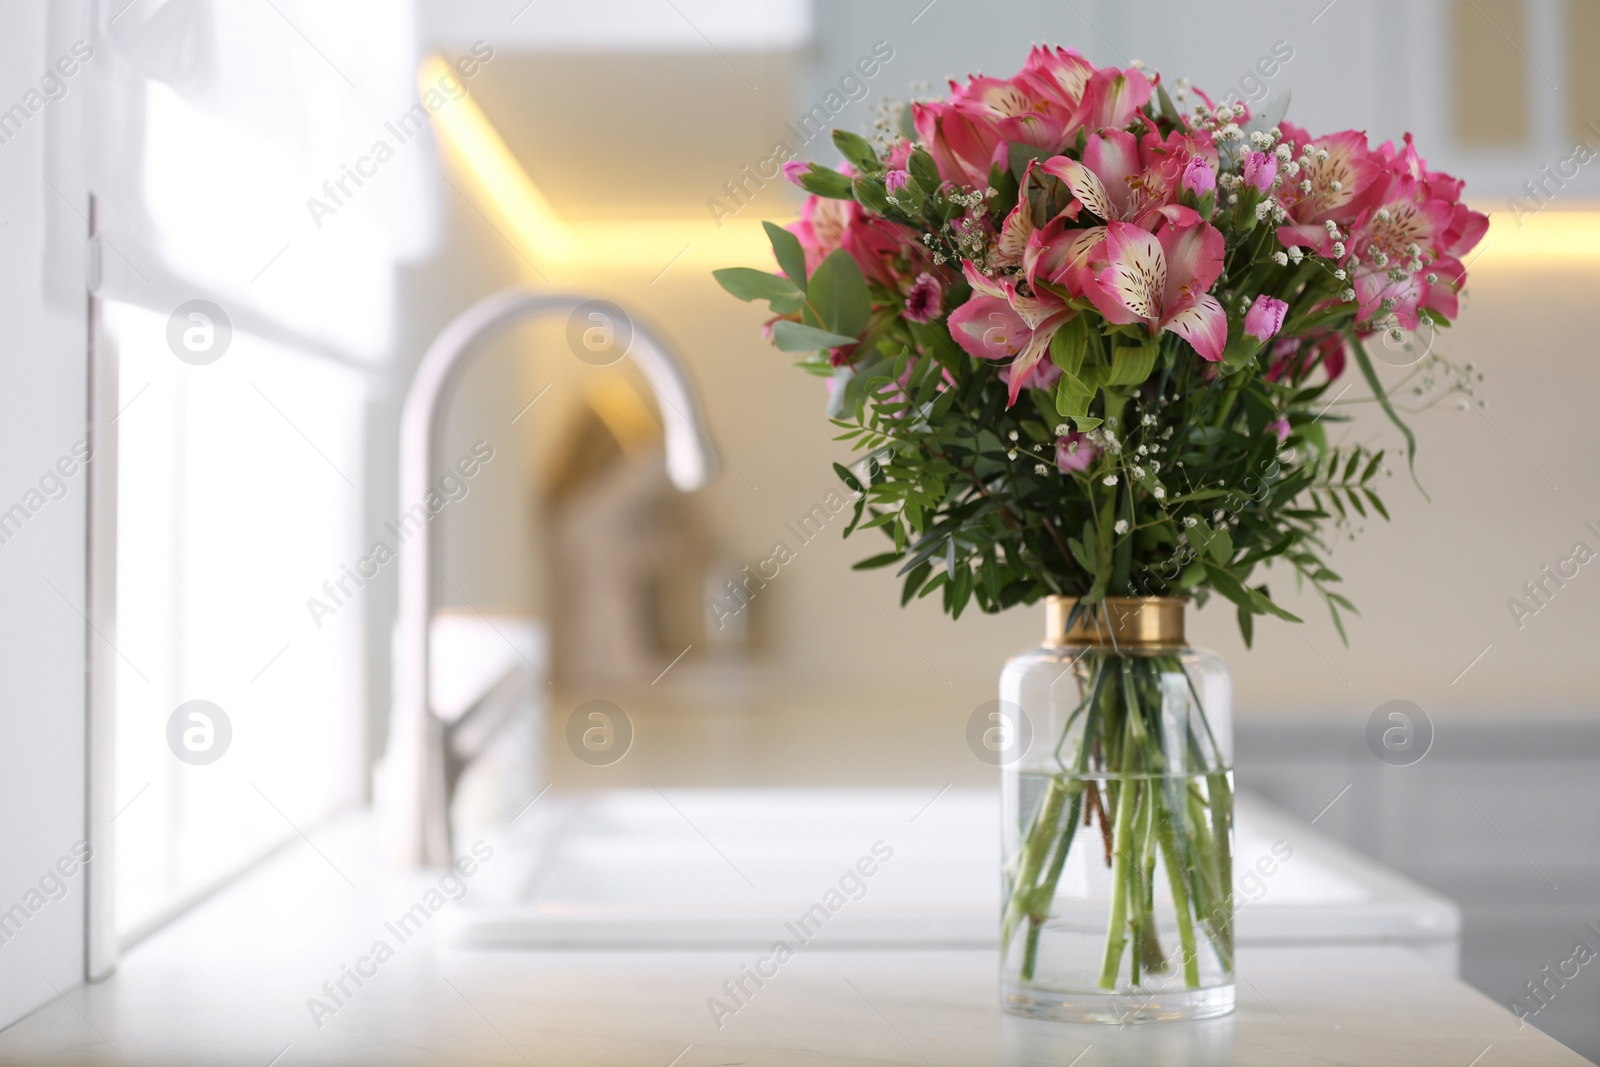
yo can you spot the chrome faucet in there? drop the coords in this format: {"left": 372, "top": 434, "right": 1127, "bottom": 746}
{"left": 381, "top": 289, "right": 717, "bottom": 867}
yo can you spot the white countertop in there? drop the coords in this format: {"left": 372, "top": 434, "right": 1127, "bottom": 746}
{"left": 0, "top": 807, "right": 1586, "bottom": 1066}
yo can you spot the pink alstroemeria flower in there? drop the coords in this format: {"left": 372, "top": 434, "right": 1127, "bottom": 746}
{"left": 1345, "top": 176, "right": 1454, "bottom": 328}
{"left": 1056, "top": 431, "right": 1099, "bottom": 473}
{"left": 1273, "top": 123, "right": 1383, "bottom": 251}
{"left": 786, "top": 195, "right": 849, "bottom": 273}
{"left": 1266, "top": 418, "right": 1291, "bottom": 443}
{"left": 947, "top": 261, "right": 1074, "bottom": 405}
{"left": 1244, "top": 295, "right": 1289, "bottom": 342}
{"left": 1087, "top": 219, "right": 1227, "bottom": 362}
{"left": 1073, "top": 65, "right": 1153, "bottom": 132}
{"left": 1039, "top": 130, "right": 1197, "bottom": 230}
{"left": 1017, "top": 44, "right": 1097, "bottom": 116}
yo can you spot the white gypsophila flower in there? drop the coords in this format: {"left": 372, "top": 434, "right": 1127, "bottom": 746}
{"left": 1329, "top": 180, "right": 1342, "bottom": 192}
{"left": 1342, "top": 287, "right": 1356, "bottom": 302}
{"left": 1274, "top": 143, "right": 1292, "bottom": 161}
{"left": 1114, "top": 519, "right": 1130, "bottom": 535}
{"left": 1133, "top": 466, "right": 1147, "bottom": 479}
{"left": 1272, "top": 251, "right": 1289, "bottom": 266}
{"left": 1035, "top": 463, "right": 1050, "bottom": 474}
{"left": 1153, "top": 484, "right": 1166, "bottom": 500}
{"left": 1007, "top": 449, "right": 1018, "bottom": 460}
{"left": 1103, "top": 474, "right": 1119, "bottom": 486}
{"left": 1334, "top": 268, "right": 1347, "bottom": 280}
{"left": 1184, "top": 516, "right": 1198, "bottom": 527}
{"left": 1288, "top": 246, "right": 1304, "bottom": 263}
{"left": 1331, "top": 241, "right": 1346, "bottom": 257}
{"left": 1054, "top": 423, "right": 1071, "bottom": 436}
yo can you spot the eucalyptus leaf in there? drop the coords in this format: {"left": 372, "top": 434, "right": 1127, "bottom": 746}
{"left": 807, "top": 249, "right": 871, "bottom": 339}
{"left": 712, "top": 267, "right": 803, "bottom": 304}
{"left": 774, "top": 320, "right": 859, "bottom": 353}
{"left": 764, "top": 221, "right": 808, "bottom": 288}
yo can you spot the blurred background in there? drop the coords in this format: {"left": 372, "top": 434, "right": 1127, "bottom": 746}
{"left": 1, "top": 0, "right": 1598, "bottom": 1059}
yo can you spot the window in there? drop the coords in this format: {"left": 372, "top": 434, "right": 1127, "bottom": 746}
{"left": 110, "top": 302, "right": 368, "bottom": 940}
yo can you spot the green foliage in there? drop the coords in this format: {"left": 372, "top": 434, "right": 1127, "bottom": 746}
{"left": 820, "top": 324, "right": 1396, "bottom": 641}
{"left": 763, "top": 221, "right": 808, "bottom": 288}
{"left": 773, "top": 321, "right": 859, "bottom": 352}
{"left": 805, "top": 250, "right": 871, "bottom": 339}
{"left": 791, "top": 162, "right": 853, "bottom": 199}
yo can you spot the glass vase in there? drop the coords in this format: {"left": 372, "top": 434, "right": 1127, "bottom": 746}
{"left": 999, "top": 596, "right": 1234, "bottom": 1023}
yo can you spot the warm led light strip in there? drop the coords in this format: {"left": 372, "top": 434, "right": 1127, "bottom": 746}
{"left": 1471, "top": 206, "right": 1600, "bottom": 265}
{"left": 420, "top": 55, "right": 778, "bottom": 273}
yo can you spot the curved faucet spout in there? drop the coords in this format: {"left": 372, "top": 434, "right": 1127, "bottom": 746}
{"left": 383, "top": 289, "right": 718, "bottom": 867}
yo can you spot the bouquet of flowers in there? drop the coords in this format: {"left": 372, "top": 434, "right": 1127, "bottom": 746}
{"left": 716, "top": 45, "right": 1486, "bottom": 1007}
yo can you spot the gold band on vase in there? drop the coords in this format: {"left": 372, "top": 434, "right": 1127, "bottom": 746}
{"left": 1044, "top": 596, "right": 1186, "bottom": 648}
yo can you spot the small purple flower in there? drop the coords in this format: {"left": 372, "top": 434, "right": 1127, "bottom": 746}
{"left": 904, "top": 272, "right": 944, "bottom": 323}
{"left": 886, "top": 168, "right": 911, "bottom": 194}
{"left": 1181, "top": 157, "right": 1215, "bottom": 197}
{"left": 1242, "top": 151, "right": 1277, "bottom": 193}
{"left": 1267, "top": 417, "right": 1291, "bottom": 443}
{"left": 1244, "top": 294, "right": 1289, "bottom": 342}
